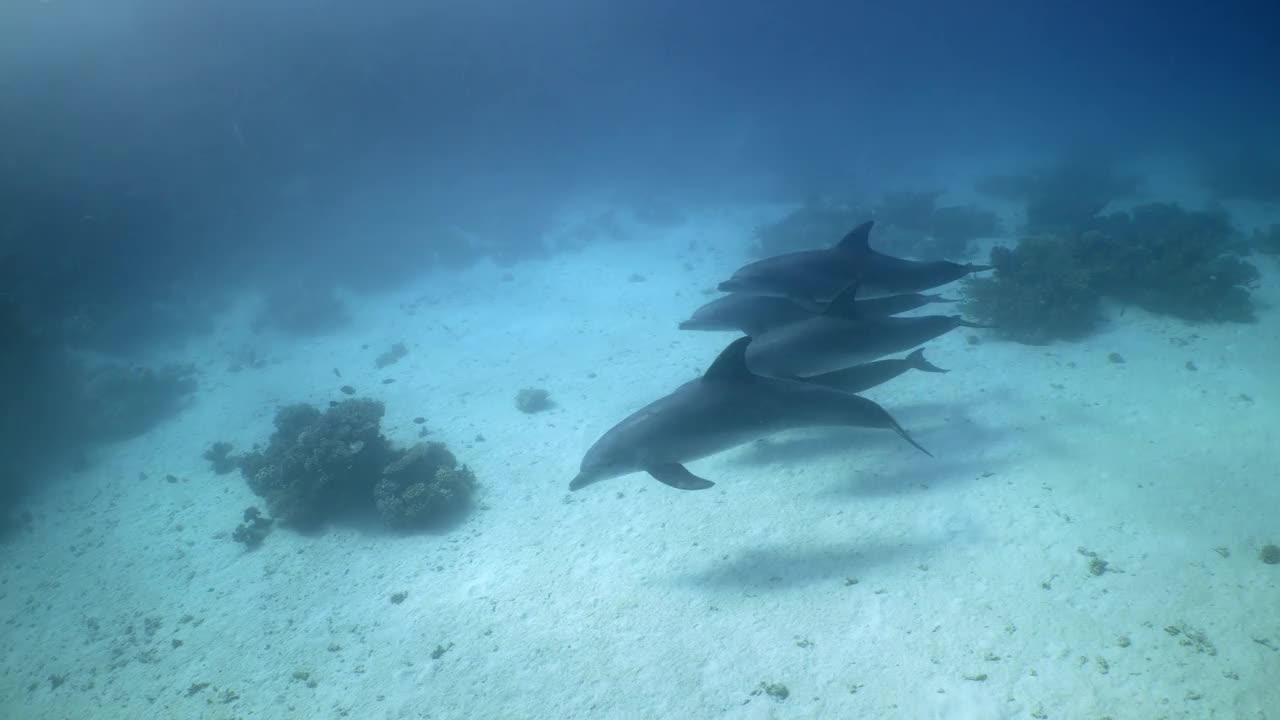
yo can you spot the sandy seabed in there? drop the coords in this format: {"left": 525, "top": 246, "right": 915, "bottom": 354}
{"left": 3, "top": 204, "right": 1278, "bottom": 720}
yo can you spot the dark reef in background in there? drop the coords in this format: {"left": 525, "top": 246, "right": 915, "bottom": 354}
{"left": 964, "top": 203, "right": 1258, "bottom": 343}
{"left": 1086, "top": 204, "right": 1257, "bottom": 322}
{"left": 237, "top": 399, "right": 476, "bottom": 532}
{"left": 753, "top": 193, "right": 1000, "bottom": 259}
{"left": 1250, "top": 224, "right": 1280, "bottom": 256}
{"left": 1, "top": 300, "right": 204, "bottom": 527}
{"left": 976, "top": 161, "right": 1142, "bottom": 234}
{"left": 1198, "top": 143, "right": 1280, "bottom": 203}
{"left": 753, "top": 199, "right": 866, "bottom": 257}
{"left": 872, "top": 191, "right": 1001, "bottom": 258}
{"left": 963, "top": 237, "right": 1104, "bottom": 344}
{"left": 0, "top": 301, "right": 78, "bottom": 535}
{"left": 251, "top": 282, "right": 351, "bottom": 337}
{"left": 79, "top": 364, "right": 199, "bottom": 443}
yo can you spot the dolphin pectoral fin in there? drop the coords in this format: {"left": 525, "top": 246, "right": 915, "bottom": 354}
{"left": 647, "top": 463, "right": 716, "bottom": 490}
{"left": 896, "top": 425, "right": 933, "bottom": 457}
{"left": 880, "top": 412, "right": 933, "bottom": 458}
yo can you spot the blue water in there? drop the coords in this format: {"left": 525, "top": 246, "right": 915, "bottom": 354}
{"left": 2, "top": 3, "right": 1277, "bottom": 718}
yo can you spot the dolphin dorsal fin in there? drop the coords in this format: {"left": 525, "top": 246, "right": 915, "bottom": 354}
{"left": 824, "top": 282, "right": 861, "bottom": 317}
{"left": 836, "top": 221, "right": 874, "bottom": 252}
{"left": 702, "top": 336, "right": 755, "bottom": 383}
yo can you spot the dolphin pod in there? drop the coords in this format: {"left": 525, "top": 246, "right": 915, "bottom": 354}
{"left": 570, "top": 337, "right": 930, "bottom": 491}
{"left": 717, "top": 220, "right": 990, "bottom": 303}
{"left": 678, "top": 291, "right": 957, "bottom": 336}
{"left": 572, "top": 218, "right": 989, "bottom": 492}
{"left": 802, "top": 348, "right": 948, "bottom": 394}
{"left": 744, "top": 283, "right": 990, "bottom": 378}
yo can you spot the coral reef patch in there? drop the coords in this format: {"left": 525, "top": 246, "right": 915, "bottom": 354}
{"left": 236, "top": 399, "right": 476, "bottom": 531}
{"left": 964, "top": 203, "right": 1258, "bottom": 343}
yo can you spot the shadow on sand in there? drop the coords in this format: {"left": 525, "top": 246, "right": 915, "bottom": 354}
{"left": 675, "top": 537, "right": 938, "bottom": 592}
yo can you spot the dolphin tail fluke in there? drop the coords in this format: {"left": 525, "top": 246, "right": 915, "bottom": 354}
{"left": 927, "top": 294, "right": 960, "bottom": 304}
{"left": 648, "top": 463, "right": 716, "bottom": 490}
{"left": 905, "top": 348, "right": 948, "bottom": 374}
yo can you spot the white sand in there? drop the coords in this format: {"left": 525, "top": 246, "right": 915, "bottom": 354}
{"left": 3, "top": 203, "right": 1279, "bottom": 720}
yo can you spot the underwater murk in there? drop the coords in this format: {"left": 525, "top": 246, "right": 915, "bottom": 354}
{"left": 1, "top": 3, "right": 1277, "bottom": 719}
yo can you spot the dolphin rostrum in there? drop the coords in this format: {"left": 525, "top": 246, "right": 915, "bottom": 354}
{"left": 569, "top": 337, "right": 930, "bottom": 491}
{"left": 802, "top": 348, "right": 948, "bottom": 394}
{"left": 678, "top": 291, "right": 957, "bottom": 335}
{"left": 745, "top": 284, "right": 990, "bottom": 378}
{"left": 718, "top": 220, "right": 991, "bottom": 302}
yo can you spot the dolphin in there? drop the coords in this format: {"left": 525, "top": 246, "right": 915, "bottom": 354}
{"left": 745, "top": 285, "right": 990, "bottom": 378}
{"left": 802, "top": 348, "right": 948, "bottom": 394}
{"left": 679, "top": 294, "right": 823, "bottom": 335}
{"left": 569, "top": 337, "right": 930, "bottom": 491}
{"left": 718, "top": 220, "right": 991, "bottom": 302}
{"left": 678, "top": 292, "right": 957, "bottom": 335}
